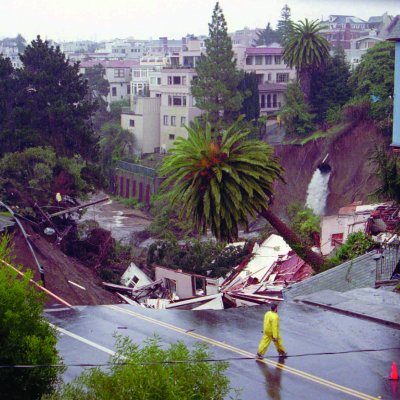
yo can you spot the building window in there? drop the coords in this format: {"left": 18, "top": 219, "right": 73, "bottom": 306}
{"left": 273, "top": 94, "right": 277, "bottom": 108}
{"left": 173, "top": 76, "right": 181, "bottom": 84}
{"left": 255, "top": 55, "right": 263, "bottom": 65}
{"left": 169, "top": 134, "right": 175, "bottom": 140}
{"left": 267, "top": 73, "right": 272, "bottom": 82}
{"left": 114, "top": 68, "right": 125, "bottom": 78}
{"left": 331, "top": 233, "right": 343, "bottom": 247}
{"left": 112, "top": 87, "right": 117, "bottom": 96}
{"left": 246, "top": 56, "right": 253, "bottom": 65}
{"left": 182, "top": 96, "right": 187, "bottom": 106}
{"left": 129, "top": 119, "right": 135, "bottom": 127}
{"left": 265, "top": 55, "right": 272, "bottom": 64}
{"left": 157, "top": 77, "right": 161, "bottom": 85}
{"left": 133, "top": 70, "right": 141, "bottom": 77}
{"left": 168, "top": 95, "right": 172, "bottom": 106}
{"left": 267, "top": 94, "right": 271, "bottom": 108}
{"left": 173, "top": 96, "right": 182, "bottom": 106}
{"left": 163, "top": 115, "right": 168, "bottom": 125}
{"left": 168, "top": 76, "right": 172, "bottom": 85}
{"left": 182, "top": 76, "right": 186, "bottom": 85}
{"left": 274, "top": 55, "right": 281, "bottom": 64}
{"left": 261, "top": 94, "right": 265, "bottom": 109}
{"left": 171, "top": 116, "right": 176, "bottom": 126}
{"left": 180, "top": 116, "right": 186, "bottom": 126}
{"left": 127, "top": 85, "right": 131, "bottom": 94}
{"left": 276, "top": 73, "right": 289, "bottom": 83}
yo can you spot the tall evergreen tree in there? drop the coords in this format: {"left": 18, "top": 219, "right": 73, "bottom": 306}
{"left": 254, "top": 23, "right": 280, "bottom": 46}
{"left": 0, "top": 36, "right": 98, "bottom": 160}
{"left": 276, "top": 4, "right": 291, "bottom": 44}
{"left": 310, "top": 46, "right": 352, "bottom": 122}
{"left": 0, "top": 56, "right": 15, "bottom": 130}
{"left": 237, "top": 72, "right": 260, "bottom": 121}
{"left": 191, "top": 2, "right": 243, "bottom": 126}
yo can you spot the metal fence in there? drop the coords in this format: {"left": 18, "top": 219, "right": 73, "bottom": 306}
{"left": 374, "top": 242, "right": 400, "bottom": 281}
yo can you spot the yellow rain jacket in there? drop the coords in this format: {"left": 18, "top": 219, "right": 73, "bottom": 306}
{"left": 257, "top": 310, "right": 286, "bottom": 356}
{"left": 263, "top": 311, "right": 279, "bottom": 338}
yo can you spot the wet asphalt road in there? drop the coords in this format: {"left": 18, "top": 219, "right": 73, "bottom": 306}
{"left": 46, "top": 301, "right": 400, "bottom": 399}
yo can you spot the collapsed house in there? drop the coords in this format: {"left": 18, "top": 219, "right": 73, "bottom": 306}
{"left": 320, "top": 201, "right": 400, "bottom": 256}
{"left": 104, "top": 234, "right": 314, "bottom": 310}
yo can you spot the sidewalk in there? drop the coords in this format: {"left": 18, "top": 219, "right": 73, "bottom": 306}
{"left": 293, "top": 287, "right": 400, "bottom": 329}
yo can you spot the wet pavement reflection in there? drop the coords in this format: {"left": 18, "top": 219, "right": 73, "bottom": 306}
{"left": 256, "top": 359, "right": 285, "bottom": 400}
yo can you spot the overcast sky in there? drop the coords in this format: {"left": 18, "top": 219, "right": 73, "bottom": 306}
{"left": 0, "top": 0, "right": 398, "bottom": 42}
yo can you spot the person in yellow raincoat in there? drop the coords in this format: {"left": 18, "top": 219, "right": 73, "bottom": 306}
{"left": 257, "top": 303, "right": 287, "bottom": 359}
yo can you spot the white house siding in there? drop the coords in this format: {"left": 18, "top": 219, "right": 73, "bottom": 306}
{"left": 159, "top": 68, "right": 201, "bottom": 151}
{"left": 121, "top": 97, "right": 160, "bottom": 154}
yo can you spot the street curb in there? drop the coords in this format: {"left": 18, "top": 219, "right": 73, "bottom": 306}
{"left": 296, "top": 299, "right": 400, "bottom": 330}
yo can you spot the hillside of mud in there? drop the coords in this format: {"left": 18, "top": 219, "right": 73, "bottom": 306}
{"left": 271, "top": 122, "right": 388, "bottom": 217}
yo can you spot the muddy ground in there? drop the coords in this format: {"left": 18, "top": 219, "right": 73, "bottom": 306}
{"left": 9, "top": 197, "right": 152, "bottom": 306}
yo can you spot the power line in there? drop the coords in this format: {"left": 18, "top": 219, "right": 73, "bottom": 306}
{"left": 1, "top": 347, "right": 399, "bottom": 368}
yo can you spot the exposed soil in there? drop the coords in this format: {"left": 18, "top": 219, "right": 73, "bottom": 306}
{"left": 272, "top": 122, "right": 387, "bottom": 217}
{"left": 10, "top": 226, "right": 121, "bottom": 307}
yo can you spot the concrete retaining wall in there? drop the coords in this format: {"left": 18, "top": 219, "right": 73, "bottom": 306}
{"left": 283, "top": 251, "right": 378, "bottom": 300}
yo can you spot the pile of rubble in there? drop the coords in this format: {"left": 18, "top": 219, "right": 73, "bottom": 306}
{"left": 104, "top": 234, "right": 314, "bottom": 310}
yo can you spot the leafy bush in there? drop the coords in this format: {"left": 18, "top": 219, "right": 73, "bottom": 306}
{"left": 328, "top": 232, "right": 375, "bottom": 266}
{"left": 287, "top": 202, "right": 320, "bottom": 246}
{"left": 45, "top": 335, "right": 235, "bottom": 400}
{"left": 0, "top": 235, "right": 63, "bottom": 399}
{"left": 279, "top": 82, "right": 315, "bottom": 135}
{"left": 147, "top": 239, "right": 252, "bottom": 278}
{"left": 325, "top": 105, "right": 342, "bottom": 125}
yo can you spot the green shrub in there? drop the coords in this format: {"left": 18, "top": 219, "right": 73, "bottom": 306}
{"left": 327, "top": 231, "right": 375, "bottom": 266}
{"left": 0, "top": 235, "right": 63, "bottom": 399}
{"left": 46, "top": 335, "right": 236, "bottom": 400}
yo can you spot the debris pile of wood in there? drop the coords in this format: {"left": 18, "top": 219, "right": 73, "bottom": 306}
{"left": 104, "top": 235, "right": 314, "bottom": 310}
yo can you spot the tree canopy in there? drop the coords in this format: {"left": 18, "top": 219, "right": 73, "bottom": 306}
{"left": 0, "top": 36, "right": 98, "bottom": 161}
{"left": 191, "top": 2, "right": 243, "bottom": 126}
{"left": 0, "top": 235, "right": 62, "bottom": 399}
{"left": 160, "top": 116, "right": 284, "bottom": 242}
{"left": 283, "top": 19, "right": 330, "bottom": 100}
{"left": 310, "top": 46, "right": 352, "bottom": 122}
{"left": 349, "top": 41, "right": 394, "bottom": 132}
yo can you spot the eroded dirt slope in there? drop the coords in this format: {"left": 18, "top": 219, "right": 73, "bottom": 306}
{"left": 272, "top": 122, "right": 387, "bottom": 217}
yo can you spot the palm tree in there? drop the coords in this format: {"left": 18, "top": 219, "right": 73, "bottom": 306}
{"left": 160, "top": 116, "right": 325, "bottom": 271}
{"left": 283, "top": 19, "right": 330, "bottom": 101}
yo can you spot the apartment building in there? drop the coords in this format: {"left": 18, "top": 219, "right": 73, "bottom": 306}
{"left": 121, "top": 96, "right": 161, "bottom": 154}
{"left": 319, "top": 15, "right": 370, "bottom": 50}
{"left": 239, "top": 46, "right": 296, "bottom": 115}
{"left": 159, "top": 68, "right": 201, "bottom": 151}
{"left": 80, "top": 59, "right": 139, "bottom": 103}
{"left": 0, "top": 43, "right": 22, "bottom": 68}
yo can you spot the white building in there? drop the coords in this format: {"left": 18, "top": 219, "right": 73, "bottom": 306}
{"left": 121, "top": 96, "right": 161, "bottom": 154}
{"left": 80, "top": 59, "right": 138, "bottom": 104}
{"left": 159, "top": 68, "right": 201, "bottom": 151}
{"left": 0, "top": 43, "right": 22, "bottom": 68}
{"left": 235, "top": 46, "right": 296, "bottom": 115}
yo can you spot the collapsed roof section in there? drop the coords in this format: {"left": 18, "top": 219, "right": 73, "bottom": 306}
{"left": 104, "top": 235, "right": 314, "bottom": 311}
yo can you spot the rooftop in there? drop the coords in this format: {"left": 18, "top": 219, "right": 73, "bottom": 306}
{"left": 79, "top": 60, "right": 139, "bottom": 68}
{"left": 245, "top": 47, "right": 283, "bottom": 55}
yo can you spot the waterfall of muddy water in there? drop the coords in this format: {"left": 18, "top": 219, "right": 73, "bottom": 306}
{"left": 305, "top": 169, "right": 331, "bottom": 215}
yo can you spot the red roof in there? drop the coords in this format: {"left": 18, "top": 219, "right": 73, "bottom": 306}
{"left": 246, "top": 47, "right": 283, "bottom": 55}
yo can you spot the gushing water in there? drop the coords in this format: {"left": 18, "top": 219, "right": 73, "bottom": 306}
{"left": 305, "top": 169, "right": 331, "bottom": 215}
